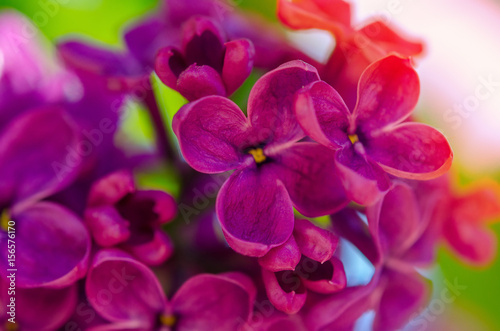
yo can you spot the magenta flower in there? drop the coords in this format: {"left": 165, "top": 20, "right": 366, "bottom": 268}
{"left": 0, "top": 11, "right": 73, "bottom": 126}
{"left": 155, "top": 16, "right": 255, "bottom": 101}
{"left": 0, "top": 279, "right": 78, "bottom": 331}
{"left": 0, "top": 107, "right": 90, "bottom": 288}
{"left": 295, "top": 55, "right": 453, "bottom": 205}
{"left": 259, "top": 219, "right": 346, "bottom": 314}
{"left": 85, "top": 170, "right": 177, "bottom": 266}
{"left": 86, "top": 249, "right": 256, "bottom": 330}
{"left": 173, "top": 61, "right": 348, "bottom": 257}
{"left": 322, "top": 181, "right": 437, "bottom": 331}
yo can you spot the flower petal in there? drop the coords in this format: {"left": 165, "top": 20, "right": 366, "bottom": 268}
{"left": 177, "top": 64, "right": 226, "bottom": 101}
{"left": 366, "top": 122, "right": 453, "bottom": 180}
{"left": 1, "top": 202, "right": 90, "bottom": 287}
{"left": 0, "top": 107, "right": 80, "bottom": 210}
{"left": 87, "top": 170, "right": 136, "bottom": 207}
{"left": 258, "top": 235, "right": 302, "bottom": 272}
{"left": 293, "top": 219, "right": 339, "bottom": 263}
{"left": 330, "top": 208, "right": 381, "bottom": 265}
{"left": 172, "top": 273, "right": 255, "bottom": 330}
{"left": 301, "top": 256, "right": 346, "bottom": 294}
{"left": 369, "top": 182, "right": 422, "bottom": 257}
{"left": 277, "top": 0, "right": 351, "bottom": 36}
{"left": 261, "top": 268, "right": 307, "bottom": 314}
{"left": 122, "top": 229, "right": 174, "bottom": 266}
{"left": 443, "top": 217, "right": 497, "bottom": 265}
{"left": 86, "top": 249, "right": 167, "bottom": 324}
{"left": 248, "top": 60, "right": 320, "bottom": 144}
{"left": 216, "top": 167, "right": 294, "bottom": 257}
{"left": 353, "top": 55, "right": 419, "bottom": 132}
{"left": 12, "top": 283, "right": 78, "bottom": 331}
{"left": 357, "top": 21, "right": 424, "bottom": 57}
{"left": 85, "top": 205, "right": 131, "bottom": 247}
{"left": 181, "top": 16, "right": 226, "bottom": 72}
{"left": 295, "top": 80, "right": 350, "bottom": 149}
{"left": 173, "top": 96, "right": 250, "bottom": 173}
{"left": 334, "top": 146, "right": 391, "bottom": 205}
{"left": 373, "top": 270, "right": 430, "bottom": 331}
{"left": 155, "top": 47, "right": 187, "bottom": 89}
{"left": 222, "top": 39, "right": 255, "bottom": 95}
{"left": 269, "top": 143, "right": 348, "bottom": 217}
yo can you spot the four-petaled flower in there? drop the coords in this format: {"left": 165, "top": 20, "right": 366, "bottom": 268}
{"left": 173, "top": 60, "right": 348, "bottom": 257}
{"left": 295, "top": 55, "right": 453, "bottom": 205}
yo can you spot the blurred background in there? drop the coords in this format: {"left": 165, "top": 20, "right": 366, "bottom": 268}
{"left": 1, "top": 0, "right": 499, "bottom": 329}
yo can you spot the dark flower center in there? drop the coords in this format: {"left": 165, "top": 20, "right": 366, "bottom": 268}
{"left": 275, "top": 270, "right": 307, "bottom": 294}
{"left": 115, "top": 193, "right": 158, "bottom": 245}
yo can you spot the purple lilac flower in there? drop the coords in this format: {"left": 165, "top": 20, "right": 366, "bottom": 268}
{"left": 259, "top": 219, "right": 346, "bottom": 314}
{"left": 294, "top": 55, "right": 453, "bottom": 205}
{"left": 0, "top": 107, "right": 90, "bottom": 288}
{"left": 173, "top": 60, "right": 348, "bottom": 257}
{"left": 155, "top": 16, "right": 254, "bottom": 101}
{"left": 84, "top": 170, "right": 177, "bottom": 266}
{"left": 85, "top": 249, "right": 256, "bottom": 330}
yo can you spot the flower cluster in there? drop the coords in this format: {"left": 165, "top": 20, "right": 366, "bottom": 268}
{"left": 1, "top": 1, "right": 499, "bottom": 330}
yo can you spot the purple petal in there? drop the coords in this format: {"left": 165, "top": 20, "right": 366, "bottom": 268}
{"left": 353, "top": 55, "right": 420, "bottom": 132}
{"left": 87, "top": 170, "right": 136, "bottom": 207}
{"left": 330, "top": 208, "right": 381, "bottom": 265}
{"left": 305, "top": 277, "right": 379, "bottom": 330}
{"left": 1, "top": 202, "right": 90, "bottom": 287}
{"left": 293, "top": 219, "right": 339, "bottom": 263}
{"left": 173, "top": 96, "right": 251, "bottom": 173}
{"left": 155, "top": 47, "right": 187, "bottom": 88}
{"left": 268, "top": 143, "right": 348, "bottom": 217}
{"left": 261, "top": 268, "right": 307, "bottom": 314}
{"left": 172, "top": 273, "right": 255, "bottom": 330}
{"left": 301, "top": 256, "right": 346, "bottom": 294}
{"left": 181, "top": 16, "right": 226, "bottom": 72}
{"left": 248, "top": 60, "right": 320, "bottom": 144}
{"left": 86, "top": 249, "right": 166, "bottom": 324}
{"left": 295, "top": 80, "right": 350, "bottom": 149}
{"left": 373, "top": 270, "right": 430, "bottom": 331}
{"left": 216, "top": 167, "right": 294, "bottom": 257}
{"left": 133, "top": 190, "right": 177, "bottom": 224}
{"left": 258, "top": 235, "right": 301, "bottom": 272}
{"left": 371, "top": 182, "right": 423, "bottom": 257}
{"left": 122, "top": 229, "right": 174, "bottom": 266}
{"left": 9, "top": 283, "right": 78, "bottom": 330}
{"left": 334, "top": 146, "right": 392, "bottom": 205}
{"left": 85, "top": 205, "right": 131, "bottom": 247}
{"left": 0, "top": 107, "right": 81, "bottom": 210}
{"left": 222, "top": 39, "right": 255, "bottom": 95}
{"left": 177, "top": 64, "right": 226, "bottom": 101}
{"left": 366, "top": 123, "right": 453, "bottom": 180}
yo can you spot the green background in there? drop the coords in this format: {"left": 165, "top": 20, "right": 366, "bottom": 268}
{"left": 1, "top": 0, "right": 498, "bottom": 329}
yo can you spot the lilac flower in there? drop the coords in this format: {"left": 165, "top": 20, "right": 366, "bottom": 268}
{"left": 321, "top": 181, "right": 437, "bottom": 331}
{"left": 125, "top": 0, "right": 315, "bottom": 71}
{"left": 295, "top": 55, "right": 453, "bottom": 205}
{"left": 0, "top": 279, "right": 78, "bottom": 331}
{"left": 0, "top": 11, "right": 73, "bottom": 127}
{"left": 259, "top": 219, "right": 346, "bottom": 314}
{"left": 85, "top": 249, "right": 256, "bottom": 330}
{"left": 155, "top": 16, "right": 255, "bottom": 101}
{"left": 173, "top": 60, "right": 348, "bottom": 257}
{"left": 84, "top": 170, "right": 177, "bottom": 266}
{"left": 0, "top": 107, "right": 90, "bottom": 288}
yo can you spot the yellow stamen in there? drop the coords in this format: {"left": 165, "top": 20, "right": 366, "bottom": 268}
{"left": 160, "top": 314, "right": 176, "bottom": 327}
{"left": 348, "top": 134, "right": 359, "bottom": 144}
{"left": 1, "top": 209, "right": 11, "bottom": 231}
{"left": 249, "top": 148, "right": 266, "bottom": 164}
{"left": 5, "top": 322, "right": 18, "bottom": 331}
